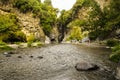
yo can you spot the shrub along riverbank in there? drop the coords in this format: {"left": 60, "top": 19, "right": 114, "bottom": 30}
{"left": 0, "top": 41, "right": 44, "bottom": 52}
{"left": 106, "top": 39, "right": 120, "bottom": 62}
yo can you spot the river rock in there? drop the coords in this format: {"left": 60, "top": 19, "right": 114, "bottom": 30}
{"left": 75, "top": 62, "right": 99, "bottom": 71}
{"left": 18, "top": 56, "right": 22, "bottom": 58}
{"left": 5, "top": 54, "right": 11, "bottom": 57}
{"left": 8, "top": 51, "right": 15, "bottom": 54}
{"left": 3, "top": 51, "right": 16, "bottom": 57}
{"left": 3, "top": 51, "right": 15, "bottom": 55}
{"left": 30, "top": 56, "right": 33, "bottom": 58}
{"left": 37, "top": 56, "right": 43, "bottom": 59}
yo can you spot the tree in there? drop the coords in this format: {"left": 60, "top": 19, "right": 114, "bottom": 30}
{"left": 44, "top": 0, "right": 52, "bottom": 6}
{"left": 40, "top": 0, "right": 57, "bottom": 36}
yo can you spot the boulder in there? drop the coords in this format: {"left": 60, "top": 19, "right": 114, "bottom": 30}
{"left": 75, "top": 62, "right": 99, "bottom": 71}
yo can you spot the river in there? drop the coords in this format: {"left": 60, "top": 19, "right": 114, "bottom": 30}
{"left": 0, "top": 43, "right": 117, "bottom": 80}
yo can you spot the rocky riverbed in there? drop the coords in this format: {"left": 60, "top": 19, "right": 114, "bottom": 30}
{"left": 0, "top": 43, "right": 117, "bottom": 80}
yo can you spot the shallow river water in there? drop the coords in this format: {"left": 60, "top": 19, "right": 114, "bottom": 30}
{"left": 0, "top": 43, "right": 117, "bottom": 80}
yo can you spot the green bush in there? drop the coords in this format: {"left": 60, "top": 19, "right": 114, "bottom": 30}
{"left": 13, "top": 0, "right": 41, "bottom": 13}
{"left": 15, "top": 31, "right": 26, "bottom": 42}
{"left": 27, "top": 34, "right": 36, "bottom": 42}
{"left": 27, "top": 42, "right": 32, "bottom": 47}
{"left": 2, "top": 31, "right": 26, "bottom": 43}
{"left": 106, "top": 39, "right": 120, "bottom": 47}
{"left": 13, "top": 0, "right": 32, "bottom": 13}
{"left": 67, "top": 26, "right": 83, "bottom": 41}
{"left": 0, "top": 45, "right": 13, "bottom": 51}
{"left": 0, "top": 41, "right": 13, "bottom": 51}
{"left": 42, "top": 25, "right": 52, "bottom": 36}
{"left": 0, "top": 41, "right": 6, "bottom": 46}
{"left": 109, "top": 45, "right": 120, "bottom": 62}
{"left": 112, "top": 45, "right": 120, "bottom": 52}
{"left": 37, "top": 42, "right": 43, "bottom": 46}
{"left": 0, "top": 14, "right": 27, "bottom": 43}
{"left": 89, "top": 31, "right": 98, "bottom": 40}
{"left": 0, "top": 14, "right": 18, "bottom": 33}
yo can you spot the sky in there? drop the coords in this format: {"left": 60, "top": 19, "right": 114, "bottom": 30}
{"left": 41, "top": 0, "right": 76, "bottom": 11}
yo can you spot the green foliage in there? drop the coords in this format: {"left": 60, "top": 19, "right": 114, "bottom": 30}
{"left": 86, "top": 0, "right": 120, "bottom": 40}
{"left": 27, "top": 34, "right": 36, "bottom": 42}
{"left": 36, "top": 42, "right": 43, "bottom": 46}
{"left": 68, "top": 26, "right": 83, "bottom": 41}
{"left": 0, "top": 14, "right": 26, "bottom": 42}
{"left": 0, "top": 45, "right": 13, "bottom": 51}
{"left": 15, "top": 31, "right": 26, "bottom": 42}
{"left": 0, "top": 41, "right": 6, "bottom": 46}
{"left": 27, "top": 42, "right": 32, "bottom": 47}
{"left": 68, "top": 19, "right": 86, "bottom": 29}
{"left": 110, "top": 45, "right": 120, "bottom": 62}
{"left": 106, "top": 39, "right": 120, "bottom": 47}
{"left": 0, "top": 41, "right": 13, "bottom": 51}
{"left": 89, "top": 31, "right": 98, "bottom": 40}
{"left": 76, "top": 0, "right": 85, "bottom": 6}
{"left": 42, "top": 25, "right": 52, "bottom": 35}
{"left": 13, "top": 0, "right": 41, "bottom": 13}
{"left": 40, "top": 2, "right": 57, "bottom": 36}
{"left": 44, "top": 0, "right": 52, "bottom": 6}
{"left": 0, "top": 14, "right": 18, "bottom": 33}
{"left": 103, "top": 0, "right": 120, "bottom": 31}
{"left": 2, "top": 31, "right": 26, "bottom": 42}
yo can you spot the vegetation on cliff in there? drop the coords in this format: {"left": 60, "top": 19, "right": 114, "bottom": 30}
{"left": 0, "top": 14, "right": 26, "bottom": 42}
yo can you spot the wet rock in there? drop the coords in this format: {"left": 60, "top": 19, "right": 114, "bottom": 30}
{"left": 8, "top": 51, "right": 15, "bottom": 54}
{"left": 5, "top": 54, "right": 11, "bottom": 57}
{"left": 3, "top": 51, "right": 16, "bottom": 57}
{"left": 75, "top": 62, "right": 99, "bottom": 71}
{"left": 17, "top": 56, "right": 22, "bottom": 58}
{"left": 0, "top": 60, "right": 4, "bottom": 63}
{"left": 30, "top": 56, "right": 33, "bottom": 58}
{"left": 37, "top": 56, "right": 43, "bottom": 59}
{"left": 3, "top": 51, "right": 15, "bottom": 55}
